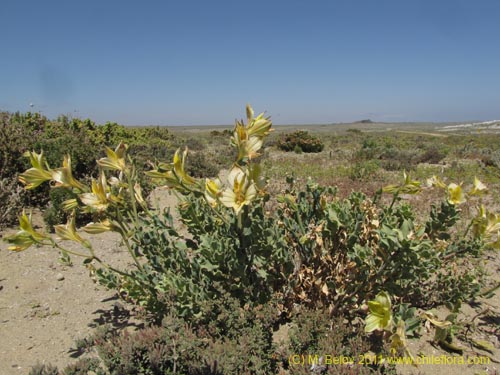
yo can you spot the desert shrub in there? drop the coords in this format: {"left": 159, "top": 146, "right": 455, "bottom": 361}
{"left": 293, "top": 144, "right": 303, "bottom": 154}
{"left": 96, "top": 121, "right": 130, "bottom": 146}
{"left": 210, "top": 129, "right": 233, "bottom": 137}
{"left": 416, "top": 146, "right": 447, "bottom": 164}
{"left": 185, "top": 151, "right": 220, "bottom": 177}
{"left": 62, "top": 358, "right": 101, "bottom": 375}
{"left": 349, "top": 160, "right": 380, "bottom": 180}
{"left": 60, "top": 291, "right": 277, "bottom": 375}
{"left": 0, "top": 112, "right": 32, "bottom": 179}
{"left": 101, "top": 192, "right": 293, "bottom": 319}
{"left": 0, "top": 177, "right": 26, "bottom": 228}
{"left": 480, "top": 149, "right": 500, "bottom": 169}
{"left": 277, "top": 176, "right": 489, "bottom": 315}
{"left": 28, "top": 363, "right": 59, "bottom": 375}
{"left": 285, "top": 309, "right": 393, "bottom": 375}
{"left": 354, "top": 137, "right": 378, "bottom": 160}
{"left": 346, "top": 128, "right": 363, "bottom": 134}
{"left": 182, "top": 137, "right": 205, "bottom": 151}
{"left": 354, "top": 137, "right": 446, "bottom": 172}
{"left": 38, "top": 299, "right": 392, "bottom": 375}
{"left": 277, "top": 130, "right": 324, "bottom": 153}
{"left": 379, "top": 148, "right": 419, "bottom": 171}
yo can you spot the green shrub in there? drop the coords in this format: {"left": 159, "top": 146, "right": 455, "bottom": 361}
{"left": 277, "top": 130, "right": 324, "bottom": 153}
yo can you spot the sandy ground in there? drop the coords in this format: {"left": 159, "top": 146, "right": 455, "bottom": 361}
{"left": 0, "top": 188, "right": 499, "bottom": 375}
{"left": 0, "top": 230, "right": 132, "bottom": 373}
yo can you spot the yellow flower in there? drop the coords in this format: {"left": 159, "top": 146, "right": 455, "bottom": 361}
{"left": 472, "top": 206, "right": 500, "bottom": 249}
{"left": 468, "top": 177, "right": 488, "bottom": 196}
{"left": 4, "top": 210, "right": 49, "bottom": 251}
{"left": 80, "top": 172, "right": 109, "bottom": 211}
{"left": 231, "top": 105, "right": 273, "bottom": 163}
{"left": 97, "top": 142, "right": 128, "bottom": 171}
{"left": 55, "top": 215, "right": 90, "bottom": 247}
{"left": 146, "top": 151, "right": 200, "bottom": 194}
{"left": 426, "top": 175, "right": 446, "bottom": 189}
{"left": 365, "top": 291, "right": 393, "bottom": 333}
{"left": 132, "top": 183, "right": 147, "bottom": 207}
{"left": 245, "top": 104, "right": 272, "bottom": 139}
{"left": 486, "top": 212, "right": 500, "bottom": 235}
{"left": 51, "top": 155, "right": 87, "bottom": 191}
{"left": 447, "top": 183, "right": 466, "bottom": 205}
{"left": 18, "top": 151, "right": 52, "bottom": 189}
{"left": 205, "top": 178, "right": 223, "bottom": 207}
{"left": 62, "top": 198, "right": 79, "bottom": 211}
{"left": 83, "top": 219, "right": 114, "bottom": 234}
{"left": 220, "top": 167, "right": 257, "bottom": 213}
{"left": 382, "top": 171, "right": 421, "bottom": 195}
{"left": 173, "top": 148, "right": 196, "bottom": 186}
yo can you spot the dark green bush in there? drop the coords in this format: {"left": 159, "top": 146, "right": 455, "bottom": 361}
{"left": 277, "top": 130, "right": 324, "bottom": 153}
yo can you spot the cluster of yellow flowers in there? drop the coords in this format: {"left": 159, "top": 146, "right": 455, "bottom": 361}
{"left": 148, "top": 105, "right": 272, "bottom": 214}
{"left": 6, "top": 142, "right": 147, "bottom": 251}
{"left": 383, "top": 172, "right": 499, "bottom": 249}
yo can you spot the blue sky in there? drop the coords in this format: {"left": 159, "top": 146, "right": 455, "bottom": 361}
{"left": 1, "top": 0, "right": 499, "bottom": 125}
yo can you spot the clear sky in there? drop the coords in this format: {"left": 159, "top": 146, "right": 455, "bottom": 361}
{"left": 1, "top": 0, "right": 499, "bottom": 125}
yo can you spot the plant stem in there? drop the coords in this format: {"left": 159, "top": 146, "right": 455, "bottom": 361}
{"left": 125, "top": 162, "right": 139, "bottom": 227}
{"left": 50, "top": 240, "right": 93, "bottom": 258}
{"left": 115, "top": 218, "right": 144, "bottom": 272}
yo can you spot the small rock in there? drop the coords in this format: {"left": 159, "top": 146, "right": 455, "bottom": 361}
{"left": 56, "top": 273, "right": 65, "bottom": 281}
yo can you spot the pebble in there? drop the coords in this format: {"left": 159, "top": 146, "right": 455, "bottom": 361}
{"left": 56, "top": 273, "right": 64, "bottom": 281}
